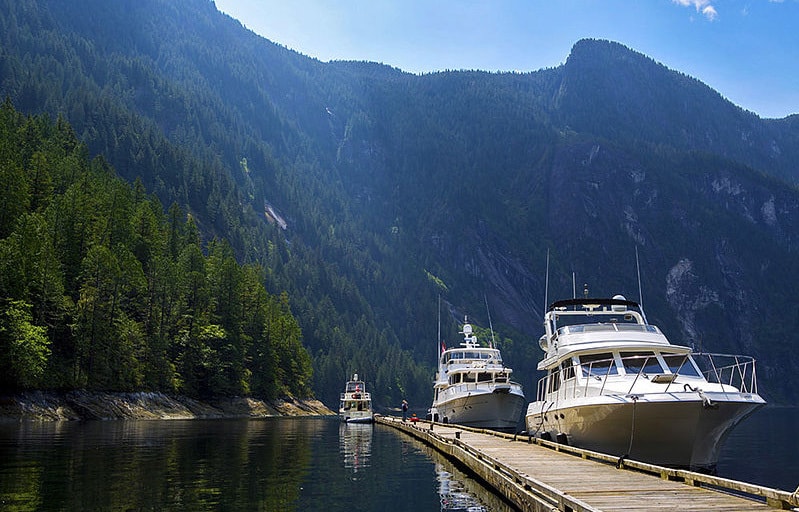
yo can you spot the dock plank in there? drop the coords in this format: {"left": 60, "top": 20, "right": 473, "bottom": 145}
{"left": 377, "top": 416, "right": 792, "bottom": 511}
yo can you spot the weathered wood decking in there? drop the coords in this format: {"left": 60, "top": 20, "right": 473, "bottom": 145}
{"left": 376, "top": 415, "right": 798, "bottom": 512}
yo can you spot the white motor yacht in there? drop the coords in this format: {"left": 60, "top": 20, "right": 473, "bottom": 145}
{"left": 429, "top": 317, "right": 525, "bottom": 432}
{"left": 339, "top": 373, "right": 374, "bottom": 423}
{"left": 525, "top": 294, "right": 766, "bottom": 472}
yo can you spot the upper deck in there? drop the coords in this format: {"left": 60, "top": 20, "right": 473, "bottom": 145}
{"left": 539, "top": 296, "right": 681, "bottom": 366}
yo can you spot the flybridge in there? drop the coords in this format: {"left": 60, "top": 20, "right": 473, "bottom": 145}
{"left": 549, "top": 297, "right": 641, "bottom": 311}
{"left": 546, "top": 295, "right": 649, "bottom": 333}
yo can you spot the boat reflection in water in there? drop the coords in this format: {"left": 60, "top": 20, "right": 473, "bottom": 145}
{"left": 339, "top": 422, "right": 373, "bottom": 477}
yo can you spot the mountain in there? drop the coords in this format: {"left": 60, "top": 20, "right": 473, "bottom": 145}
{"left": 2, "top": 0, "right": 799, "bottom": 406}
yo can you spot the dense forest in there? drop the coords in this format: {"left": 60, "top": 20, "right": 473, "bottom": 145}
{"left": 2, "top": 0, "right": 799, "bottom": 407}
{"left": 0, "top": 100, "right": 312, "bottom": 399}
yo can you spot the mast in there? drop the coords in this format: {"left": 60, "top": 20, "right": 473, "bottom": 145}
{"left": 484, "top": 294, "right": 495, "bottom": 349}
{"left": 636, "top": 246, "right": 649, "bottom": 323}
{"left": 544, "top": 249, "right": 550, "bottom": 310}
{"left": 437, "top": 294, "right": 442, "bottom": 359}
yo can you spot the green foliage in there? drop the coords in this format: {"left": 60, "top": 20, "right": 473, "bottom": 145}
{"left": 0, "top": 103, "right": 312, "bottom": 399}
{"left": 0, "top": 300, "right": 51, "bottom": 388}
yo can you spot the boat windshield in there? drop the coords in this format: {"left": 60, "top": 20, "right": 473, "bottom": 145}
{"left": 661, "top": 353, "right": 702, "bottom": 377}
{"left": 346, "top": 382, "right": 365, "bottom": 392}
{"left": 578, "top": 353, "right": 618, "bottom": 377}
{"left": 620, "top": 352, "right": 662, "bottom": 375}
{"left": 554, "top": 312, "right": 642, "bottom": 330}
{"left": 445, "top": 351, "right": 500, "bottom": 362}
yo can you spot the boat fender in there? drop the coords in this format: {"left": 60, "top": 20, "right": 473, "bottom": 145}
{"left": 555, "top": 432, "right": 568, "bottom": 445}
{"left": 540, "top": 431, "right": 552, "bottom": 442}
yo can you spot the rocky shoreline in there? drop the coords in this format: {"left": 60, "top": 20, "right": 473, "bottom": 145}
{"left": 0, "top": 390, "right": 335, "bottom": 421}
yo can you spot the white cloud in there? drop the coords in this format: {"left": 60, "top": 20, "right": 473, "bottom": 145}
{"left": 701, "top": 4, "right": 718, "bottom": 20}
{"left": 672, "top": 0, "right": 719, "bottom": 21}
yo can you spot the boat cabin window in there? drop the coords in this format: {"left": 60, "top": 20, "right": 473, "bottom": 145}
{"left": 547, "top": 368, "right": 561, "bottom": 393}
{"left": 561, "top": 361, "right": 575, "bottom": 381}
{"left": 343, "top": 400, "right": 360, "bottom": 411}
{"left": 477, "top": 372, "right": 493, "bottom": 382}
{"left": 620, "top": 351, "right": 663, "bottom": 375}
{"left": 662, "top": 354, "right": 701, "bottom": 377}
{"left": 578, "top": 353, "right": 618, "bottom": 377}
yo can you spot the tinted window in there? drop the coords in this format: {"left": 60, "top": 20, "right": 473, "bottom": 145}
{"left": 621, "top": 352, "right": 662, "bottom": 375}
{"left": 662, "top": 354, "right": 701, "bottom": 377}
{"left": 579, "top": 353, "right": 618, "bottom": 377}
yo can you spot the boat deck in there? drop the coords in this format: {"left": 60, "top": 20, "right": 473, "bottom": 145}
{"left": 376, "top": 415, "right": 797, "bottom": 511}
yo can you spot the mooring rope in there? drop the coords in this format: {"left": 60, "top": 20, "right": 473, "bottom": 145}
{"left": 617, "top": 395, "right": 639, "bottom": 468}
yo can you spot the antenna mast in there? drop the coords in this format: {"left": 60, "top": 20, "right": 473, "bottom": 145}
{"left": 484, "top": 294, "right": 495, "bottom": 348}
{"left": 572, "top": 272, "right": 577, "bottom": 299}
{"left": 437, "top": 294, "right": 442, "bottom": 359}
{"left": 635, "top": 246, "right": 649, "bottom": 324}
{"left": 544, "top": 249, "right": 550, "bottom": 311}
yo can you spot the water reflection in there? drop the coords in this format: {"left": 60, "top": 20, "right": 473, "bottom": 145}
{"left": 0, "top": 418, "right": 520, "bottom": 511}
{"left": 0, "top": 417, "right": 326, "bottom": 511}
{"left": 339, "top": 422, "right": 373, "bottom": 476}
{"left": 401, "top": 435, "right": 516, "bottom": 512}
{"left": 437, "top": 464, "right": 488, "bottom": 512}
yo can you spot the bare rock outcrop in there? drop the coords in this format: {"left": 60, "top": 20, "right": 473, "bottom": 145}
{"left": 0, "top": 391, "right": 335, "bottom": 421}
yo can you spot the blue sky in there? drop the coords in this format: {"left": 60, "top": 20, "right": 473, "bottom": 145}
{"left": 212, "top": 0, "right": 798, "bottom": 119}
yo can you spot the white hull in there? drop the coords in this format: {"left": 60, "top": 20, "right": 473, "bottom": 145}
{"left": 341, "top": 412, "right": 374, "bottom": 424}
{"left": 526, "top": 391, "right": 765, "bottom": 470}
{"left": 432, "top": 388, "right": 525, "bottom": 431}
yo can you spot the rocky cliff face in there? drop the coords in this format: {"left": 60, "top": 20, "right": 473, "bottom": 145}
{"left": 0, "top": 391, "right": 334, "bottom": 421}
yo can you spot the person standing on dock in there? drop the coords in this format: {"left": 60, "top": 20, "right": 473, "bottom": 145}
{"left": 401, "top": 399, "right": 408, "bottom": 421}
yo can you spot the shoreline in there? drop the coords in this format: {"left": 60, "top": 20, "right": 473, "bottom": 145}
{"left": 0, "top": 390, "right": 335, "bottom": 421}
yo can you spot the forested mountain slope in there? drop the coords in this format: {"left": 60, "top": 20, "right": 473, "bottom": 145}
{"left": 2, "top": 0, "right": 799, "bottom": 405}
{"left": 0, "top": 100, "right": 313, "bottom": 398}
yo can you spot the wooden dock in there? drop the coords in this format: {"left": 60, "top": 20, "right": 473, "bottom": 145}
{"left": 376, "top": 415, "right": 799, "bottom": 512}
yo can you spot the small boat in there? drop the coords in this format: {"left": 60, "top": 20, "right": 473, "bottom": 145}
{"left": 525, "top": 293, "right": 766, "bottom": 472}
{"left": 428, "top": 316, "right": 525, "bottom": 432}
{"left": 339, "top": 373, "right": 374, "bottom": 423}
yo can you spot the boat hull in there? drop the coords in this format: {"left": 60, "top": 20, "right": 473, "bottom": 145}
{"left": 432, "top": 389, "right": 525, "bottom": 432}
{"left": 339, "top": 407, "right": 373, "bottom": 423}
{"left": 526, "top": 392, "right": 765, "bottom": 471}
{"left": 342, "top": 414, "right": 374, "bottom": 424}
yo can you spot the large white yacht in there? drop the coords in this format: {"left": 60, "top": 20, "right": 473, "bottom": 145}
{"left": 429, "top": 317, "right": 525, "bottom": 432}
{"left": 339, "top": 373, "right": 374, "bottom": 423}
{"left": 525, "top": 293, "right": 765, "bottom": 471}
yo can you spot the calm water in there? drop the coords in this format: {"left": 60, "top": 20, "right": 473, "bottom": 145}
{"left": 717, "top": 406, "right": 799, "bottom": 492}
{"left": 0, "top": 416, "right": 515, "bottom": 511}
{"left": 0, "top": 407, "right": 796, "bottom": 511}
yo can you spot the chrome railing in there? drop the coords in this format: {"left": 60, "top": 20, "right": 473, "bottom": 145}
{"left": 692, "top": 352, "right": 759, "bottom": 394}
{"left": 536, "top": 352, "right": 759, "bottom": 402}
